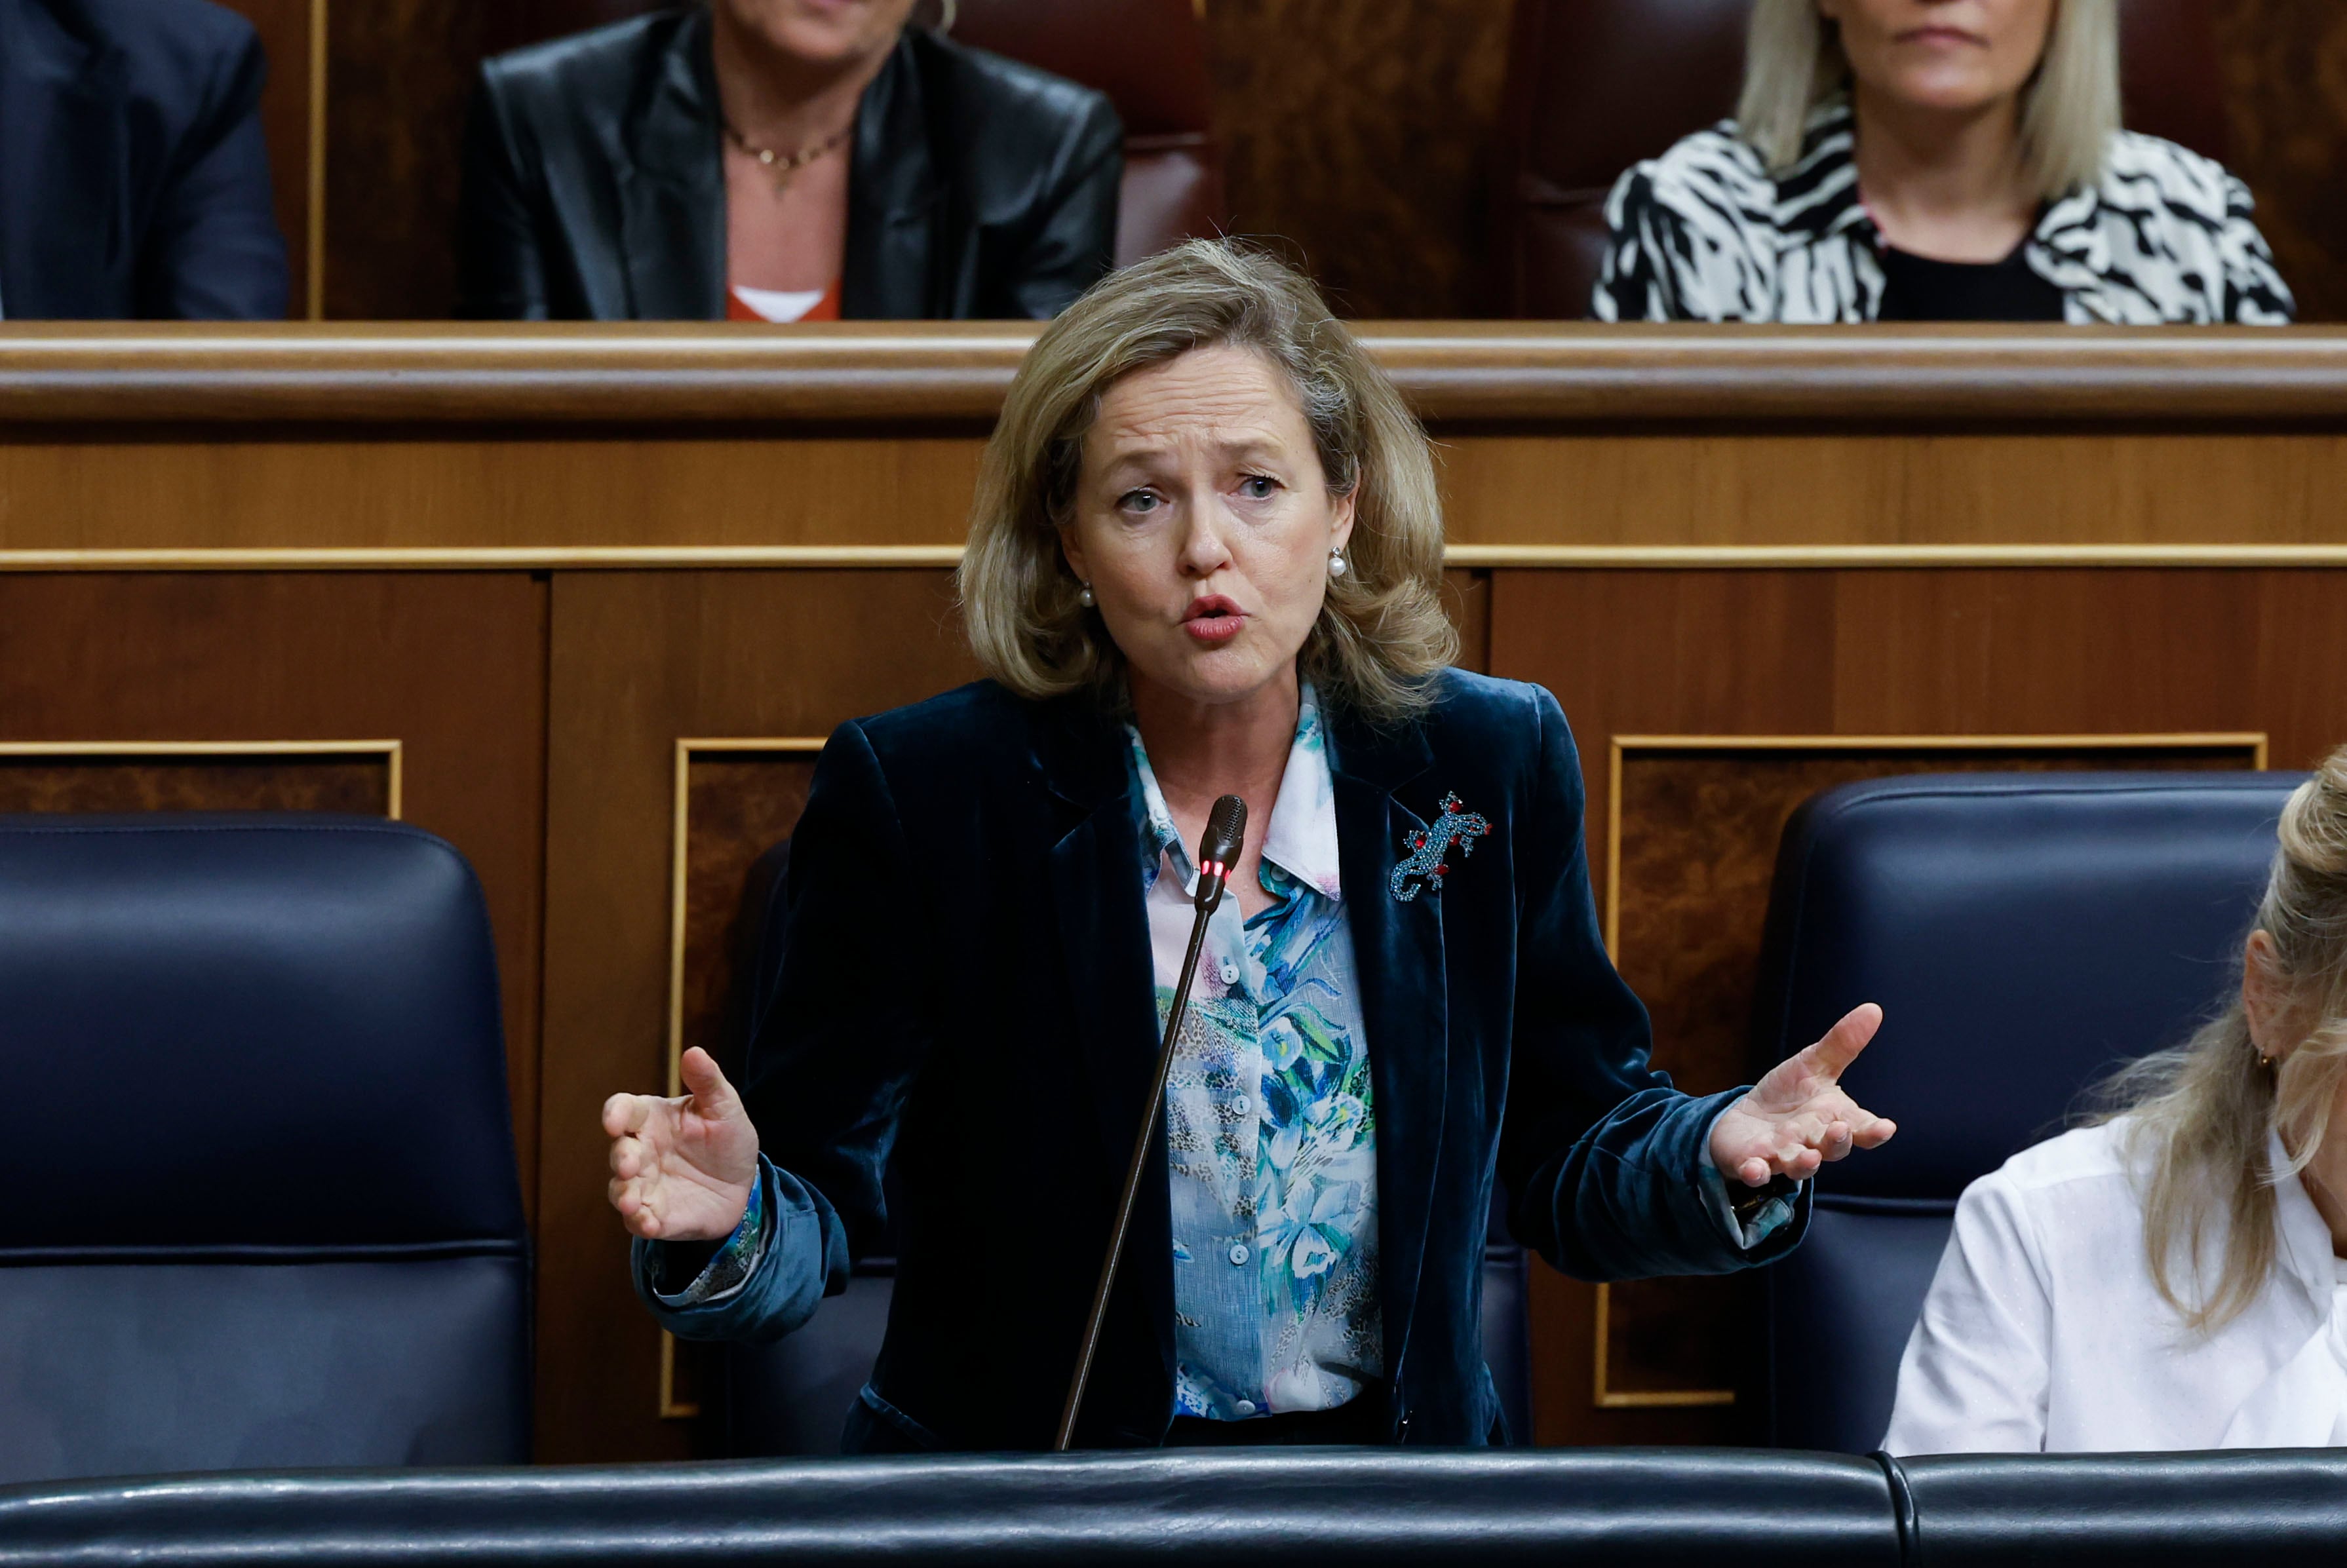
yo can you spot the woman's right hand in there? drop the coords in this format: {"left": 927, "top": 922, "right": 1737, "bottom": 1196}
{"left": 603, "top": 1046, "right": 761, "bottom": 1242}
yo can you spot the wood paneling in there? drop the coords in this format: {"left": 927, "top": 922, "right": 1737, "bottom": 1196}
{"left": 7, "top": 426, "right": 2347, "bottom": 558}
{"left": 322, "top": 0, "right": 486, "bottom": 319}
{"left": 1488, "top": 567, "right": 2347, "bottom": 1446}
{"left": 537, "top": 569, "right": 980, "bottom": 1462}
{"left": 1440, "top": 431, "right": 2347, "bottom": 552}
{"left": 1203, "top": 0, "right": 1512, "bottom": 318}
{"left": 215, "top": 0, "right": 318, "bottom": 318}
{"left": 2, "top": 330, "right": 2346, "bottom": 567}
{"left": 0, "top": 573, "right": 549, "bottom": 1213}
{"left": 0, "top": 752, "right": 388, "bottom": 814}
{"left": 17, "top": 325, "right": 2347, "bottom": 427}
{"left": 0, "top": 434, "right": 987, "bottom": 554}
{"left": 1442, "top": 567, "right": 1489, "bottom": 672}
{"left": 674, "top": 748, "right": 822, "bottom": 1084}
{"left": 2213, "top": 1, "right": 2347, "bottom": 324}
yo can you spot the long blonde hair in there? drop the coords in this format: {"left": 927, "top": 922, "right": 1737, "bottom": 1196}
{"left": 1736, "top": 0, "right": 2120, "bottom": 201}
{"left": 2098, "top": 745, "right": 2347, "bottom": 1332}
{"left": 958, "top": 239, "right": 1455, "bottom": 722}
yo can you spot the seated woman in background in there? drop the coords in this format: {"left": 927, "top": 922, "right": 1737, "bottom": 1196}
{"left": 457, "top": 0, "right": 1121, "bottom": 320}
{"left": 1886, "top": 746, "right": 2347, "bottom": 1453}
{"left": 1593, "top": 0, "right": 2294, "bottom": 324}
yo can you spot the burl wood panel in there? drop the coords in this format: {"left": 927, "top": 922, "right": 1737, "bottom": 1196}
{"left": 0, "top": 573, "right": 549, "bottom": 1212}
{"left": 1488, "top": 566, "right": 2347, "bottom": 1445}
{"left": 0, "top": 755, "right": 387, "bottom": 814}
{"left": 676, "top": 752, "right": 822, "bottom": 1082}
{"left": 538, "top": 569, "right": 980, "bottom": 1463}
{"left": 2213, "top": 0, "right": 2347, "bottom": 323}
{"left": 662, "top": 748, "right": 824, "bottom": 1417}
{"left": 1602, "top": 740, "right": 2258, "bottom": 1407}
{"left": 322, "top": 0, "right": 487, "bottom": 318}
{"left": 1204, "top": 0, "right": 1513, "bottom": 318}
{"left": 214, "top": 0, "right": 315, "bottom": 318}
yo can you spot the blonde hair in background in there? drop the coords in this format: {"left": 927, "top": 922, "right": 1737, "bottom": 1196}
{"left": 1737, "top": 0, "right": 2120, "bottom": 201}
{"left": 2097, "top": 744, "right": 2347, "bottom": 1333}
{"left": 958, "top": 239, "right": 1456, "bottom": 723}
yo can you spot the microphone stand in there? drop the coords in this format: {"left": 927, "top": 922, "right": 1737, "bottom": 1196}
{"left": 1055, "top": 795, "right": 1247, "bottom": 1452}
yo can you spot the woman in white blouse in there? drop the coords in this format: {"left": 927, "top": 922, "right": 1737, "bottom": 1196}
{"left": 1886, "top": 743, "right": 2347, "bottom": 1453}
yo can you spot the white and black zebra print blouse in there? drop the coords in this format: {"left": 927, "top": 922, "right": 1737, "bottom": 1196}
{"left": 1592, "top": 96, "right": 2295, "bottom": 325}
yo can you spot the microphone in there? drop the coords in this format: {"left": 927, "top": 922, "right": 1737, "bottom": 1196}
{"left": 1192, "top": 794, "right": 1247, "bottom": 913}
{"left": 1056, "top": 794, "right": 1247, "bottom": 1451}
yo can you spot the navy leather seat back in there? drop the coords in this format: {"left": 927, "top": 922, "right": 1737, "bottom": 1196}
{"left": 1749, "top": 773, "right": 2300, "bottom": 1451}
{"left": 0, "top": 814, "right": 530, "bottom": 1482}
{"left": 717, "top": 838, "right": 1537, "bottom": 1452}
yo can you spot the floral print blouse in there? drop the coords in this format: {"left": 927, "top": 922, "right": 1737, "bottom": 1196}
{"left": 645, "top": 687, "right": 1796, "bottom": 1421}
{"left": 1128, "top": 684, "right": 1383, "bottom": 1421}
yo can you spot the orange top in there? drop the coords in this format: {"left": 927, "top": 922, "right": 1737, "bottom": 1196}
{"left": 726, "top": 278, "right": 842, "bottom": 322}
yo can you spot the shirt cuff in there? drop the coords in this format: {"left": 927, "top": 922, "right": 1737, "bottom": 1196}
{"left": 1697, "top": 1105, "right": 1804, "bottom": 1251}
{"left": 644, "top": 1166, "right": 769, "bottom": 1307}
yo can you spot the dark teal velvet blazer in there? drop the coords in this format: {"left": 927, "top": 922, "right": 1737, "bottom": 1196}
{"left": 649, "top": 669, "right": 1807, "bottom": 1450}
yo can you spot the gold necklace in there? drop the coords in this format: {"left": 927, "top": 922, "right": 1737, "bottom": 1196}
{"left": 722, "top": 119, "right": 851, "bottom": 193}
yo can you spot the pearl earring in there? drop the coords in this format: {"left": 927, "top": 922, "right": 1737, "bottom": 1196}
{"left": 1327, "top": 548, "right": 1348, "bottom": 579}
{"left": 1078, "top": 583, "right": 1095, "bottom": 607}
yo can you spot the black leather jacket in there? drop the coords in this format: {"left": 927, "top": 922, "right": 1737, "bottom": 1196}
{"left": 456, "top": 10, "right": 1122, "bottom": 320}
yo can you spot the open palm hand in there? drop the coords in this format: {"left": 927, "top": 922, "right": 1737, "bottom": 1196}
{"left": 1709, "top": 1003, "right": 1897, "bottom": 1187}
{"left": 602, "top": 1047, "right": 761, "bottom": 1242}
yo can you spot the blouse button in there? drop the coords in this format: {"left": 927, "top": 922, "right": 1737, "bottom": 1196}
{"left": 1232, "top": 1094, "right": 1251, "bottom": 1115}
{"left": 1228, "top": 1243, "right": 1250, "bottom": 1266}
{"left": 1234, "top": 1400, "right": 1258, "bottom": 1417}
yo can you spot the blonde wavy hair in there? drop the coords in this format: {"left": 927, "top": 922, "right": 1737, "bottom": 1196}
{"left": 2097, "top": 744, "right": 2347, "bottom": 1333}
{"left": 1737, "top": 0, "right": 2119, "bottom": 201}
{"left": 957, "top": 239, "right": 1455, "bottom": 723}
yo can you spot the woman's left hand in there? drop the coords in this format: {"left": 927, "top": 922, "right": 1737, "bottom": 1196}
{"left": 1708, "top": 1003, "right": 1897, "bottom": 1187}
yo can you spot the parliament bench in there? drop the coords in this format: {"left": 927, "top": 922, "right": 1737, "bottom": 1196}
{"left": 3, "top": 1449, "right": 2345, "bottom": 1566}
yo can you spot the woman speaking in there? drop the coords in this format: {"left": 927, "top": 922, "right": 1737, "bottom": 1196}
{"left": 602, "top": 240, "right": 1895, "bottom": 1451}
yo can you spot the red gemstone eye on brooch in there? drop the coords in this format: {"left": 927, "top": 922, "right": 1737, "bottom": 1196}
{"left": 1388, "top": 792, "right": 1492, "bottom": 903}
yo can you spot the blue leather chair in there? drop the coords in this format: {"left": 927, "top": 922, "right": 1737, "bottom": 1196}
{"left": 1749, "top": 772, "right": 2302, "bottom": 1452}
{"left": 0, "top": 814, "right": 531, "bottom": 1482}
{"left": 715, "top": 839, "right": 1537, "bottom": 1453}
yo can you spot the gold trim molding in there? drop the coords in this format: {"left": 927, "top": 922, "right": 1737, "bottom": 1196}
{"left": 1447, "top": 545, "right": 2347, "bottom": 570}
{"left": 9, "top": 543, "right": 2347, "bottom": 573}
{"left": 1590, "top": 729, "right": 2268, "bottom": 1410}
{"left": 659, "top": 735, "right": 828, "bottom": 1421}
{"left": 0, "top": 738, "right": 403, "bottom": 818}
{"left": 306, "top": 0, "right": 328, "bottom": 320}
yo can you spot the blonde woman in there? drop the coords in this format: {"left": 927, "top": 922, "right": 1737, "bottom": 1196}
{"left": 1593, "top": 0, "right": 2293, "bottom": 323}
{"left": 598, "top": 240, "right": 1896, "bottom": 1453}
{"left": 1887, "top": 745, "right": 2347, "bottom": 1453}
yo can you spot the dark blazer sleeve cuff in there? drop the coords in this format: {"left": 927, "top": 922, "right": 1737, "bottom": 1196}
{"left": 630, "top": 1155, "right": 853, "bottom": 1343}
{"left": 1581, "top": 1086, "right": 1813, "bottom": 1276}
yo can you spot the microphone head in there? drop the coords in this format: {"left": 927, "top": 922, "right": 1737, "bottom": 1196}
{"left": 1201, "top": 795, "right": 1247, "bottom": 868}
